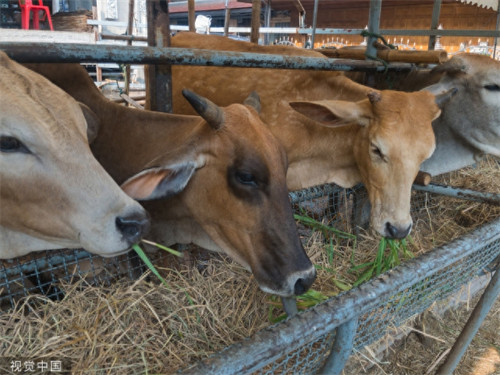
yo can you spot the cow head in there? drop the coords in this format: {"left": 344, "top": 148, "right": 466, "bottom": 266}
{"left": 0, "top": 52, "right": 149, "bottom": 258}
{"left": 121, "top": 90, "right": 316, "bottom": 297}
{"left": 424, "top": 54, "right": 500, "bottom": 157}
{"left": 290, "top": 90, "right": 442, "bottom": 239}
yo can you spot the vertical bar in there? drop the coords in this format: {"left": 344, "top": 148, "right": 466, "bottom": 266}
{"left": 146, "top": 0, "right": 173, "bottom": 113}
{"left": 366, "top": 0, "right": 382, "bottom": 58}
{"left": 188, "top": 0, "right": 195, "bottom": 33}
{"left": 251, "top": 0, "right": 262, "bottom": 44}
{"left": 428, "top": 0, "right": 442, "bottom": 50}
{"left": 318, "top": 317, "right": 359, "bottom": 375}
{"left": 493, "top": 0, "right": 500, "bottom": 58}
{"left": 125, "top": 0, "right": 135, "bottom": 95}
{"left": 264, "top": 0, "right": 272, "bottom": 45}
{"left": 436, "top": 268, "right": 500, "bottom": 375}
{"left": 224, "top": 0, "right": 231, "bottom": 36}
{"left": 311, "top": 0, "right": 319, "bottom": 49}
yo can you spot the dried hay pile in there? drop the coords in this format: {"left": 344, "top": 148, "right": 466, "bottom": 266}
{"left": 0, "top": 157, "right": 498, "bottom": 374}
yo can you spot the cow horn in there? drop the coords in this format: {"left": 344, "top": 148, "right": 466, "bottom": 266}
{"left": 435, "top": 87, "right": 458, "bottom": 109}
{"left": 367, "top": 91, "right": 382, "bottom": 103}
{"left": 182, "top": 89, "right": 225, "bottom": 130}
{"left": 243, "top": 91, "right": 261, "bottom": 114}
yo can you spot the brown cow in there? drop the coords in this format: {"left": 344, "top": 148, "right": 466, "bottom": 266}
{"left": 0, "top": 51, "right": 149, "bottom": 259}
{"left": 25, "top": 62, "right": 316, "bottom": 297}
{"left": 168, "top": 32, "right": 450, "bottom": 239}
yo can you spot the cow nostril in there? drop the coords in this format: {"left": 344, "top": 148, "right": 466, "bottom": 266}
{"left": 385, "top": 222, "right": 398, "bottom": 238}
{"left": 293, "top": 269, "right": 316, "bottom": 296}
{"left": 385, "top": 222, "right": 412, "bottom": 239}
{"left": 116, "top": 214, "right": 150, "bottom": 244}
{"left": 294, "top": 278, "right": 307, "bottom": 295}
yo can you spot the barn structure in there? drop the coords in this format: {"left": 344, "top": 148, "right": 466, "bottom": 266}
{"left": 0, "top": 0, "right": 499, "bottom": 374}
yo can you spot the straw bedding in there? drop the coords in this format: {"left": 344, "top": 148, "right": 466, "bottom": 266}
{"left": 0, "top": 157, "right": 498, "bottom": 374}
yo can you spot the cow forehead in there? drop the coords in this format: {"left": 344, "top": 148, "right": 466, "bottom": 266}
{"left": 223, "top": 104, "right": 287, "bottom": 166}
{"left": 0, "top": 62, "right": 87, "bottom": 144}
{"left": 368, "top": 92, "right": 436, "bottom": 152}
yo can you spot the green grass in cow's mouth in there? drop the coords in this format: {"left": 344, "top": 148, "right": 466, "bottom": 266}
{"left": 132, "top": 240, "right": 183, "bottom": 289}
{"left": 269, "top": 214, "right": 415, "bottom": 321}
{"left": 349, "top": 237, "right": 414, "bottom": 287}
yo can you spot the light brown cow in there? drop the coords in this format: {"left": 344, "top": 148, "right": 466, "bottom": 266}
{"left": 353, "top": 54, "right": 500, "bottom": 176}
{"left": 0, "top": 51, "right": 149, "bottom": 259}
{"left": 25, "top": 62, "right": 316, "bottom": 297}
{"left": 169, "top": 32, "right": 449, "bottom": 239}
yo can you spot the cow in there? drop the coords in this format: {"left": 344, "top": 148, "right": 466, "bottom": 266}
{"left": 167, "top": 32, "right": 453, "bottom": 239}
{"left": 24, "top": 62, "right": 316, "bottom": 297}
{"left": 357, "top": 54, "right": 500, "bottom": 176}
{"left": 0, "top": 51, "right": 149, "bottom": 259}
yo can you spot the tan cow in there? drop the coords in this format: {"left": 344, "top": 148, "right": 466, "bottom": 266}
{"left": 354, "top": 54, "right": 500, "bottom": 176}
{"left": 0, "top": 51, "right": 149, "bottom": 259}
{"left": 168, "top": 32, "right": 451, "bottom": 239}
{"left": 25, "top": 62, "right": 316, "bottom": 297}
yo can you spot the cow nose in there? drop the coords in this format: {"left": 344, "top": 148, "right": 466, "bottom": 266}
{"left": 385, "top": 222, "right": 412, "bottom": 239}
{"left": 293, "top": 268, "right": 317, "bottom": 296}
{"left": 116, "top": 212, "right": 150, "bottom": 244}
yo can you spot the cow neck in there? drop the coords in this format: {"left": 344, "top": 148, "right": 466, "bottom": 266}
{"left": 278, "top": 121, "right": 361, "bottom": 192}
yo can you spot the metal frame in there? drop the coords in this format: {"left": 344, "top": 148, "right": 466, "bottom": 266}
{"left": 1, "top": 1, "right": 499, "bottom": 373}
{"left": 178, "top": 217, "right": 500, "bottom": 375}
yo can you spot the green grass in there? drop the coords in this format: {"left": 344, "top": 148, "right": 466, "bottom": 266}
{"left": 350, "top": 237, "right": 414, "bottom": 287}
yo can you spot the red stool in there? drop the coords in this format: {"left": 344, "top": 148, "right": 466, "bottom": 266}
{"left": 19, "top": 0, "right": 54, "bottom": 31}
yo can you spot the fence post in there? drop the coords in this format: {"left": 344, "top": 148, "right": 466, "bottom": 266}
{"left": 428, "top": 0, "right": 443, "bottom": 50}
{"left": 146, "top": 0, "right": 172, "bottom": 113}
{"left": 318, "top": 317, "right": 359, "bottom": 375}
{"left": 436, "top": 267, "right": 500, "bottom": 374}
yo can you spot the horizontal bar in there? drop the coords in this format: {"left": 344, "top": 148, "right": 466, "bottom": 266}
{"left": 179, "top": 217, "right": 500, "bottom": 374}
{"left": 0, "top": 43, "right": 413, "bottom": 72}
{"left": 413, "top": 183, "right": 500, "bottom": 206}
{"left": 87, "top": 20, "right": 500, "bottom": 37}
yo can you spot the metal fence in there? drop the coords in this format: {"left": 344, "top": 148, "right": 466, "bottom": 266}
{"left": 1, "top": 181, "right": 498, "bottom": 374}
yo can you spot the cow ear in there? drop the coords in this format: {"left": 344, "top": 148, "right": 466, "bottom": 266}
{"left": 290, "top": 100, "right": 372, "bottom": 127}
{"left": 78, "top": 102, "right": 100, "bottom": 143}
{"left": 121, "top": 162, "right": 197, "bottom": 201}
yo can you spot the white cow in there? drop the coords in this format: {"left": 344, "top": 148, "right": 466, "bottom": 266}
{"left": 0, "top": 51, "right": 149, "bottom": 259}
{"left": 420, "top": 54, "right": 500, "bottom": 175}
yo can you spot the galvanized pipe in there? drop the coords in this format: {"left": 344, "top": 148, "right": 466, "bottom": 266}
{"left": 436, "top": 267, "right": 500, "bottom": 375}
{"left": 412, "top": 183, "right": 500, "bottom": 206}
{"left": 494, "top": 0, "right": 500, "bottom": 58}
{"left": 318, "top": 317, "right": 359, "bottom": 375}
{"left": 0, "top": 42, "right": 413, "bottom": 72}
{"left": 428, "top": 0, "right": 442, "bottom": 50}
{"left": 366, "top": 0, "right": 382, "bottom": 58}
{"left": 310, "top": 0, "right": 319, "bottom": 48}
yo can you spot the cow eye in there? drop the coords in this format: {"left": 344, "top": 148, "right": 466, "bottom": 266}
{"left": 0, "top": 136, "right": 30, "bottom": 154}
{"left": 484, "top": 84, "right": 500, "bottom": 92}
{"left": 235, "top": 171, "right": 258, "bottom": 187}
{"left": 370, "top": 143, "right": 385, "bottom": 161}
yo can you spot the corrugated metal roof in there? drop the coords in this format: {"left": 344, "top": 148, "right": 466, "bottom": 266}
{"left": 458, "top": 0, "right": 498, "bottom": 11}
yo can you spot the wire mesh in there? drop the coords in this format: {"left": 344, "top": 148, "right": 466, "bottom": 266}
{"left": 1, "top": 182, "right": 498, "bottom": 375}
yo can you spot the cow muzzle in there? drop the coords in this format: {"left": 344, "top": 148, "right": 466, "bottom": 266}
{"left": 258, "top": 265, "right": 317, "bottom": 297}
{"left": 115, "top": 211, "right": 151, "bottom": 246}
{"left": 383, "top": 221, "right": 412, "bottom": 239}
